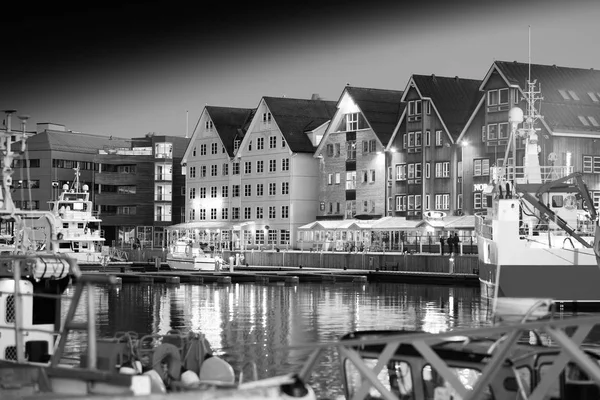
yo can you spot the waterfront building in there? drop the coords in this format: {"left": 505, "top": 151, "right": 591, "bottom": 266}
{"left": 305, "top": 86, "right": 404, "bottom": 250}
{"left": 458, "top": 61, "right": 600, "bottom": 215}
{"left": 235, "top": 96, "right": 336, "bottom": 249}
{"left": 95, "top": 133, "right": 189, "bottom": 247}
{"left": 177, "top": 106, "right": 255, "bottom": 249}
{"left": 9, "top": 121, "right": 188, "bottom": 248}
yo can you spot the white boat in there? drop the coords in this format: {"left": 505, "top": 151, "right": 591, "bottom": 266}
{"left": 475, "top": 79, "right": 600, "bottom": 311}
{"left": 166, "top": 238, "right": 219, "bottom": 271}
{"left": 42, "top": 165, "right": 106, "bottom": 264}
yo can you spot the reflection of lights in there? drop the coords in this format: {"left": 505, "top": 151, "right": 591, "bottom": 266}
{"left": 421, "top": 303, "right": 449, "bottom": 334}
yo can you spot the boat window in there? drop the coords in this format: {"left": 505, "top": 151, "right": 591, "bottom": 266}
{"left": 538, "top": 363, "right": 561, "bottom": 399}
{"left": 344, "top": 358, "right": 414, "bottom": 399}
{"left": 504, "top": 366, "right": 531, "bottom": 394}
{"left": 422, "top": 364, "right": 492, "bottom": 400}
{"left": 551, "top": 195, "right": 563, "bottom": 208}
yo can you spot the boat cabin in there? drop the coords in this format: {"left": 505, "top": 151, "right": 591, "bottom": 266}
{"left": 339, "top": 330, "right": 600, "bottom": 400}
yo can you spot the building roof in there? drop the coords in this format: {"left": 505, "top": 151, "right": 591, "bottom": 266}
{"left": 26, "top": 129, "right": 131, "bottom": 153}
{"left": 489, "top": 61, "right": 600, "bottom": 135}
{"left": 345, "top": 86, "right": 405, "bottom": 145}
{"left": 411, "top": 75, "right": 483, "bottom": 141}
{"left": 263, "top": 97, "right": 337, "bottom": 153}
{"left": 206, "top": 106, "right": 255, "bottom": 157}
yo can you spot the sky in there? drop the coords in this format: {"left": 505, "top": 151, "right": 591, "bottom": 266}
{"left": 1, "top": 0, "right": 598, "bottom": 139}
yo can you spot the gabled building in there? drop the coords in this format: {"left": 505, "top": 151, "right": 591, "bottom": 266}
{"left": 235, "top": 96, "right": 336, "bottom": 249}
{"left": 314, "top": 86, "right": 405, "bottom": 221}
{"left": 458, "top": 61, "right": 600, "bottom": 214}
{"left": 387, "top": 75, "right": 482, "bottom": 219}
{"left": 179, "top": 106, "right": 254, "bottom": 249}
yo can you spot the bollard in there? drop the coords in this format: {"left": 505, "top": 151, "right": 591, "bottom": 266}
{"left": 229, "top": 256, "right": 234, "bottom": 272}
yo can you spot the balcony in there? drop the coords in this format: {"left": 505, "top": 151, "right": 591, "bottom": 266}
{"left": 155, "top": 194, "right": 172, "bottom": 202}
{"left": 154, "top": 214, "right": 172, "bottom": 222}
{"left": 155, "top": 152, "right": 172, "bottom": 159}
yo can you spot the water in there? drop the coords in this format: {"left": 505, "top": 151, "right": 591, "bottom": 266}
{"left": 61, "top": 282, "right": 491, "bottom": 398}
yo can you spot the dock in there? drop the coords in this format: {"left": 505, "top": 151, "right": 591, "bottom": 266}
{"left": 74, "top": 264, "right": 478, "bottom": 286}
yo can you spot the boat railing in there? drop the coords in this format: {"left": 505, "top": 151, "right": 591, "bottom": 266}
{"left": 0, "top": 254, "right": 118, "bottom": 367}
{"left": 491, "top": 165, "right": 574, "bottom": 183}
{"left": 289, "top": 313, "right": 600, "bottom": 400}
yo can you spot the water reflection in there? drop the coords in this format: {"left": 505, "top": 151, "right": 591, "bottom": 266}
{"left": 61, "top": 282, "right": 489, "bottom": 398}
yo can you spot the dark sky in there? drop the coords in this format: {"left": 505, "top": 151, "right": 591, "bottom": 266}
{"left": 1, "top": 0, "right": 598, "bottom": 138}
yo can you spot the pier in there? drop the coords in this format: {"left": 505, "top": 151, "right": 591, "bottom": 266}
{"left": 75, "top": 265, "right": 477, "bottom": 286}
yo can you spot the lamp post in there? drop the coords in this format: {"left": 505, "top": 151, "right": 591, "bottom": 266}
{"left": 460, "top": 140, "right": 469, "bottom": 212}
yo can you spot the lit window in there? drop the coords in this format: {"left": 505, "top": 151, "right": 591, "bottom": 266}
{"left": 568, "top": 90, "right": 580, "bottom": 100}
{"left": 558, "top": 89, "right": 570, "bottom": 100}
{"left": 588, "top": 116, "right": 599, "bottom": 127}
{"left": 579, "top": 116, "right": 591, "bottom": 126}
{"left": 588, "top": 92, "right": 599, "bottom": 102}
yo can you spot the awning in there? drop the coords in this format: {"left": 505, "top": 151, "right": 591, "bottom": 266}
{"left": 370, "top": 217, "right": 420, "bottom": 230}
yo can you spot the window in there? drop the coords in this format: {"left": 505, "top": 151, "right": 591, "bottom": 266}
{"left": 408, "top": 100, "right": 422, "bottom": 116}
{"left": 222, "top": 186, "right": 228, "bottom": 198}
{"left": 558, "top": 89, "right": 570, "bottom": 100}
{"left": 189, "top": 166, "right": 196, "bottom": 178}
{"left": 408, "top": 132, "right": 414, "bottom": 147}
{"left": 335, "top": 172, "right": 341, "bottom": 184}
{"left": 222, "top": 163, "right": 229, "bottom": 176}
{"left": 281, "top": 205, "right": 289, "bottom": 219}
{"left": 370, "top": 169, "right": 376, "bottom": 183}
{"left": 425, "top": 163, "right": 430, "bottom": 179}
{"left": 257, "top": 137, "right": 264, "bottom": 150}
{"left": 257, "top": 183, "right": 264, "bottom": 196}
{"left": 498, "top": 122, "right": 509, "bottom": 139}
{"left": 589, "top": 116, "right": 600, "bottom": 127}
{"left": 280, "top": 229, "right": 289, "bottom": 245}
{"left": 346, "top": 171, "right": 357, "bottom": 190}
{"left": 281, "top": 138, "right": 286, "bottom": 148}
{"left": 396, "top": 164, "right": 407, "bottom": 180}
{"left": 210, "top": 208, "right": 217, "bottom": 220}
{"left": 281, "top": 182, "right": 289, "bottom": 195}
{"left": 499, "top": 88, "right": 509, "bottom": 104}
{"left": 199, "top": 187, "right": 206, "bottom": 198}
{"left": 395, "top": 195, "right": 406, "bottom": 211}
{"left": 488, "top": 90, "right": 499, "bottom": 106}
{"left": 200, "top": 144, "right": 207, "bottom": 156}
{"left": 345, "top": 200, "right": 356, "bottom": 218}
{"left": 435, "top": 194, "right": 450, "bottom": 210}
{"left": 281, "top": 158, "right": 289, "bottom": 171}
{"left": 211, "top": 143, "right": 218, "bottom": 154}
{"left": 269, "top": 159, "right": 276, "bottom": 172}
{"left": 326, "top": 144, "right": 334, "bottom": 157}
{"left": 256, "top": 160, "right": 264, "bottom": 173}
{"left": 232, "top": 207, "right": 240, "bottom": 220}
{"left": 347, "top": 140, "right": 356, "bottom": 160}
{"left": 221, "top": 208, "right": 228, "bottom": 219}
{"left": 192, "top": 147, "right": 197, "bottom": 156}
{"left": 256, "top": 207, "right": 263, "bottom": 219}
{"left": 433, "top": 162, "right": 450, "bottom": 178}
{"left": 425, "top": 130, "right": 431, "bottom": 146}
{"left": 487, "top": 124, "right": 498, "bottom": 140}
{"left": 346, "top": 113, "right": 358, "bottom": 131}
{"left": 211, "top": 164, "right": 217, "bottom": 176}
{"left": 269, "top": 136, "right": 277, "bottom": 148}
{"left": 422, "top": 365, "right": 492, "bottom": 400}
{"left": 269, "top": 182, "right": 276, "bottom": 196}
{"left": 234, "top": 140, "right": 241, "bottom": 153}
{"left": 568, "top": 90, "right": 580, "bottom": 100}
{"left": 578, "top": 116, "right": 590, "bottom": 126}
{"left": 205, "top": 120, "right": 213, "bottom": 130}
{"left": 328, "top": 173, "right": 333, "bottom": 185}
{"left": 583, "top": 156, "right": 600, "bottom": 174}
{"left": 334, "top": 143, "right": 341, "bottom": 157}
{"left": 415, "top": 131, "right": 422, "bottom": 147}
{"left": 435, "top": 130, "right": 443, "bottom": 146}
{"left": 244, "top": 207, "right": 252, "bottom": 219}
{"left": 200, "top": 165, "right": 206, "bottom": 177}
{"left": 210, "top": 186, "right": 217, "bottom": 198}
{"left": 474, "top": 159, "right": 490, "bottom": 176}
{"left": 262, "top": 112, "right": 272, "bottom": 123}
{"left": 244, "top": 161, "right": 252, "bottom": 174}
{"left": 232, "top": 162, "right": 240, "bottom": 175}
{"left": 255, "top": 230, "right": 264, "bottom": 245}
{"left": 269, "top": 206, "right": 276, "bottom": 219}
{"left": 199, "top": 209, "right": 206, "bottom": 220}
{"left": 232, "top": 185, "right": 240, "bottom": 197}
{"left": 425, "top": 101, "right": 431, "bottom": 115}
{"left": 425, "top": 195, "right": 430, "bottom": 210}
{"left": 474, "top": 192, "right": 482, "bottom": 209}
{"left": 244, "top": 184, "right": 252, "bottom": 197}
{"left": 267, "top": 230, "right": 277, "bottom": 244}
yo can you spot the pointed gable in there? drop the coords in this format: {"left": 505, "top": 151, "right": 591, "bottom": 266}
{"left": 344, "top": 86, "right": 405, "bottom": 146}
{"left": 411, "top": 75, "right": 482, "bottom": 141}
{"left": 206, "top": 106, "right": 255, "bottom": 157}
{"left": 490, "top": 61, "right": 600, "bottom": 135}
{"left": 263, "top": 97, "right": 337, "bottom": 153}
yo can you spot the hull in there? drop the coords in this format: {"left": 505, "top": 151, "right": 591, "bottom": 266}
{"left": 166, "top": 255, "right": 216, "bottom": 271}
{"left": 478, "top": 235, "right": 600, "bottom": 306}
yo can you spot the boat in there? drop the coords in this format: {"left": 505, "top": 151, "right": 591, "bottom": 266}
{"left": 311, "top": 298, "right": 600, "bottom": 399}
{"left": 166, "top": 237, "right": 220, "bottom": 271}
{"left": 474, "top": 78, "right": 600, "bottom": 311}
{"left": 0, "top": 113, "right": 316, "bottom": 399}
{"left": 37, "top": 164, "right": 107, "bottom": 264}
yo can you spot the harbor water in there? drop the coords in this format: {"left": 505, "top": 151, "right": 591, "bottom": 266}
{"left": 62, "top": 281, "right": 491, "bottom": 398}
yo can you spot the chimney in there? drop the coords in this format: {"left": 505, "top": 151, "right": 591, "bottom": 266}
{"left": 311, "top": 93, "right": 321, "bottom": 100}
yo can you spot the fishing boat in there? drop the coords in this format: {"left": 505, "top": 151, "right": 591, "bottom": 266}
{"left": 39, "top": 165, "right": 106, "bottom": 264}
{"left": 475, "top": 79, "right": 600, "bottom": 311}
{"left": 0, "top": 113, "right": 316, "bottom": 399}
{"left": 166, "top": 238, "right": 219, "bottom": 271}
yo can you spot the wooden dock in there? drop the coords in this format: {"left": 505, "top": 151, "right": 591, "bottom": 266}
{"left": 75, "top": 266, "right": 477, "bottom": 286}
